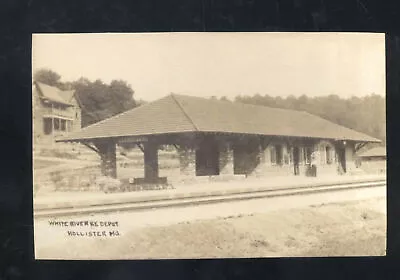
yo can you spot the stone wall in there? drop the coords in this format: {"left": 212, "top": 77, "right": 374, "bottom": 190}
{"left": 245, "top": 140, "right": 295, "bottom": 177}
{"left": 249, "top": 143, "right": 292, "bottom": 177}
{"left": 345, "top": 143, "right": 358, "bottom": 174}
{"left": 251, "top": 144, "right": 269, "bottom": 176}
{"left": 98, "top": 142, "right": 117, "bottom": 178}
{"left": 246, "top": 139, "right": 344, "bottom": 178}
{"left": 178, "top": 147, "right": 196, "bottom": 177}
{"left": 175, "top": 136, "right": 344, "bottom": 180}
{"left": 219, "top": 144, "right": 234, "bottom": 175}
{"left": 311, "top": 140, "right": 341, "bottom": 176}
{"left": 142, "top": 142, "right": 159, "bottom": 181}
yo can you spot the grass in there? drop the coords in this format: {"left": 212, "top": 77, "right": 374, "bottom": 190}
{"left": 38, "top": 149, "right": 78, "bottom": 160}
{"left": 35, "top": 197, "right": 386, "bottom": 259}
{"left": 34, "top": 159, "right": 61, "bottom": 169}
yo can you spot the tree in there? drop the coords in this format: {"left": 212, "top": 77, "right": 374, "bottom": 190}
{"left": 233, "top": 93, "right": 386, "bottom": 142}
{"left": 73, "top": 79, "right": 137, "bottom": 127}
{"left": 285, "top": 95, "right": 297, "bottom": 110}
{"left": 109, "top": 80, "right": 136, "bottom": 112}
{"left": 136, "top": 99, "right": 148, "bottom": 106}
{"left": 33, "top": 68, "right": 62, "bottom": 87}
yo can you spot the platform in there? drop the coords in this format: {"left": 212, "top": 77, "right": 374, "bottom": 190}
{"left": 34, "top": 174, "right": 386, "bottom": 211}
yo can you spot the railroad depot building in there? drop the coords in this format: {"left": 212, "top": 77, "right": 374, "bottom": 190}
{"left": 58, "top": 94, "right": 380, "bottom": 185}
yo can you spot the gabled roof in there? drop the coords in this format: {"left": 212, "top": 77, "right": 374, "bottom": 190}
{"left": 34, "top": 81, "right": 75, "bottom": 106}
{"left": 58, "top": 94, "right": 381, "bottom": 143}
{"left": 357, "top": 146, "right": 386, "bottom": 157}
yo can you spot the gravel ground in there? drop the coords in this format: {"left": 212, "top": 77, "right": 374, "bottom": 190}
{"left": 35, "top": 187, "right": 386, "bottom": 259}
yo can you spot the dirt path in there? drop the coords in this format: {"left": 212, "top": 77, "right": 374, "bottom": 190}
{"left": 33, "top": 156, "right": 99, "bottom": 175}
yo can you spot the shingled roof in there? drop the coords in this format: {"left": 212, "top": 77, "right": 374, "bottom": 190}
{"left": 357, "top": 146, "right": 386, "bottom": 157}
{"left": 58, "top": 94, "right": 381, "bottom": 143}
{"left": 35, "top": 81, "right": 75, "bottom": 106}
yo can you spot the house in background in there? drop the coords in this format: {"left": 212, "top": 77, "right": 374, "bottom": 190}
{"left": 33, "top": 81, "right": 82, "bottom": 144}
{"left": 356, "top": 146, "right": 386, "bottom": 174}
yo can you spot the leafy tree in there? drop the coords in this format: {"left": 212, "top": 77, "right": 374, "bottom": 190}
{"left": 109, "top": 80, "right": 136, "bottom": 112}
{"left": 234, "top": 93, "right": 386, "bottom": 142}
{"left": 72, "top": 78, "right": 137, "bottom": 127}
{"left": 33, "top": 68, "right": 62, "bottom": 87}
{"left": 136, "top": 99, "right": 148, "bottom": 106}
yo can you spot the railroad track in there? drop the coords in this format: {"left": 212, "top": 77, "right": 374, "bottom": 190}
{"left": 34, "top": 180, "right": 386, "bottom": 218}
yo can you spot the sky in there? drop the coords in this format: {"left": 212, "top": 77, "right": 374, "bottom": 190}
{"left": 32, "top": 32, "right": 385, "bottom": 102}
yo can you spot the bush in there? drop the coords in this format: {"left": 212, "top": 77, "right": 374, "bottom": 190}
{"left": 34, "top": 181, "right": 56, "bottom": 194}
{"left": 79, "top": 178, "right": 91, "bottom": 189}
{"left": 95, "top": 176, "right": 122, "bottom": 193}
{"left": 49, "top": 172, "right": 63, "bottom": 190}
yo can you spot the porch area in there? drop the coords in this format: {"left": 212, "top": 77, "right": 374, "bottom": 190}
{"left": 81, "top": 132, "right": 358, "bottom": 188}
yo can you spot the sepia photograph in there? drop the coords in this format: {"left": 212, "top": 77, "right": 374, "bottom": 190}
{"left": 32, "top": 32, "right": 386, "bottom": 259}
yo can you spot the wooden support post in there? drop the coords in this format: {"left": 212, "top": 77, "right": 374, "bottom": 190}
{"left": 143, "top": 142, "right": 159, "bottom": 182}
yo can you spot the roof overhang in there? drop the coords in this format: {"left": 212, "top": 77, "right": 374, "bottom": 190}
{"left": 41, "top": 97, "right": 73, "bottom": 107}
{"left": 56, "top": 130, "right": 381, "bottom": 144}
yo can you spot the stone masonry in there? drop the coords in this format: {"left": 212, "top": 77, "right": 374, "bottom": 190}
{"left": 97, "top": 141, "right": 117, "bottom": 178}
{"left": 143, "top": 142, "right": 159, "bottom": 182}
{"left": 252, "top": 142, "right": 269, "bottom": 176}
{"left": 345, "top": 143, "right": 358, "bottom": 174}
{"left": 219, "top": 143, "right": 234, "bottom": 175}
{"left": 178, "top": 146, "right": 196, "bottom": 177}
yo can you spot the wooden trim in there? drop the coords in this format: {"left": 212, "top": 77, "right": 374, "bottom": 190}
{"left": 355, "top": 142, "right": 367, "bottom": 152}
{"left": 173, "top": 144, "right": 181, "bottom": 150}
{"left": 262, "top": 137, "right": 273, "bottom": 150}
{"left": 43, "top": 115, "right": 74, "bottom": 121}
{"left": 82, "top": 142, "right": 100, "bottom": 154}
{"left": 137, "top": 143, "right": 144, "bottom": 153}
